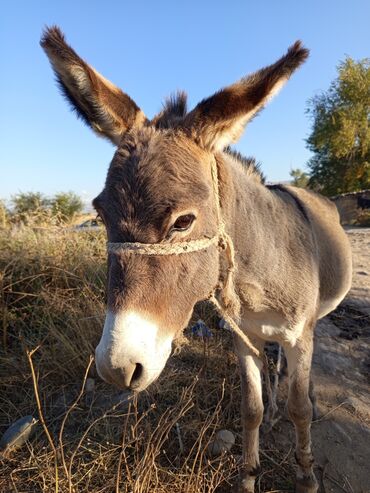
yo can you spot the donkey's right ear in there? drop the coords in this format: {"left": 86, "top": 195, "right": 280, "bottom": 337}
{"left": 41, "top": 26, "right": 147, "bottom": 145}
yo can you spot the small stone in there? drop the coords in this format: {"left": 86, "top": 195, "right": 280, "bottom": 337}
{"left": 0, "top": 416, "right": 37, "bottom": 453}
{"left": 208, "top": 429, "right": 235, "bottom": 457}
{"left": 85, "top": 377, "right": 95, "bottom": 393}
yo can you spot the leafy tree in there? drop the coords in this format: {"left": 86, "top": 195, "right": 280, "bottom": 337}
{"left": 306, "top": 57, "right": 370, "bottom": 195}
{"left": 290, "top": 168, "right": 309, "bottom": 188}
{"left": 11, "top": 192, "right": 49, "bottom": 215}
{"left": 50, "top": 191, "right": 83, "bottom": 221}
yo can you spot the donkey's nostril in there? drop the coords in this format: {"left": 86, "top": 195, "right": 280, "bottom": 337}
{"left": 131, "top": 363, "right": 143, "bottom": 386}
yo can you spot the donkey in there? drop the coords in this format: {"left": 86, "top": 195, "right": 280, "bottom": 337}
{"left": 41, "top": 26, "right": 352, "bottom": 493}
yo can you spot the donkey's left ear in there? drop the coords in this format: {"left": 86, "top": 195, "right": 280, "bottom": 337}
{"left": 184, "top": 41, "right": 309, "bottom": 152}
{"left": 41, "top": 26, "right": 147, "bottom": 145}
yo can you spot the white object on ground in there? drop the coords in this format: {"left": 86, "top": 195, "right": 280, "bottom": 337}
{"left": 0, "top": 415, "right": 37, "bottom": 453}
{"left": 208, "top": 429, "right": 235, "bottom": 457}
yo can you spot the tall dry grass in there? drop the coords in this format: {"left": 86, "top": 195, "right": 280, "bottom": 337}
{"left": 0, "top": 220, "right": 295, "bottom": 493}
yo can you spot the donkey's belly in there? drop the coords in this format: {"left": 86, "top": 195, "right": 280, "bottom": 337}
{"left": 317, "top": 292, "right": 347, "bottom": 319}
{"left": 242, "top": 309, "right": 306, "bottom": 347}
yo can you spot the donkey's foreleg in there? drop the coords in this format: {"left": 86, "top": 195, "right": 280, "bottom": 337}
{"left": 234, "top": 336, "right": 264, "bottom": 493}
{"left": 284, "top": 321, "right": 318, "bottom": 493}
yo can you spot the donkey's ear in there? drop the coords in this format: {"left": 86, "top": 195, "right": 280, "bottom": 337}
{"left": 184, "top": 41, "right": 309, "bottom": 151}
{"left": 41, "top": 26, "right": 147, "bottom": 145}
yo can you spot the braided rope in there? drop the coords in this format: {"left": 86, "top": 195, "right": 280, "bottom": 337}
{"left": 107, "top": 158, "right": 261, "bottom": 359}
{"left": 208, "top": 295, "right": 261, "bottom": 358}
{"left": 108, "top": 234, "right": 219, "bottom": 255}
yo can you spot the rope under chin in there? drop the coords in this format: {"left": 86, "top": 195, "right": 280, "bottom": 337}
{"left": 107, "top": 157, "right": 261, "bottom": 360}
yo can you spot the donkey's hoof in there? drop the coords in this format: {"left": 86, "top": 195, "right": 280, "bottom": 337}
{"left": 237, "top": 473, "right": 256, "bottom": 493}
{"left": 296, "top": 474, "right": 319, "bottom": 493}
{"left": 236, "top": 483, "right": 254, "bottom": 493}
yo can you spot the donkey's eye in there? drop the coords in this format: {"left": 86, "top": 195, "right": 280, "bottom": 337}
{"left": 172, "top": 214, "right": 195, "bottom": 232}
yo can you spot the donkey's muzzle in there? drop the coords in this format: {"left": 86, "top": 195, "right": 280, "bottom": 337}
{"left": 95, "top": 309, "right": 172, "bottom": 391}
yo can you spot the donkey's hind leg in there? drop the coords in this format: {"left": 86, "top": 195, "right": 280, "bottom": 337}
{"left": 283, "top": 319, "right": 319, "bottom": 493}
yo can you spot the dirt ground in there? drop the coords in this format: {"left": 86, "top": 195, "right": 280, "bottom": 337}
{"left": 270, "top": 227, "right": 370, "bottom": 493}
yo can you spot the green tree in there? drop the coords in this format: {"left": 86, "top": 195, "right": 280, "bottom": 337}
{"left": 50, "top": 191, "right": 83, "bottom": 221}
{"left": 306, "top": 57, "right": 370, "bottom": 195}
{"left": 290, "top": 168, "right": 309, "bottom": 188}
{"left": 11, "top": 192, "right": 49, "bottom": 215}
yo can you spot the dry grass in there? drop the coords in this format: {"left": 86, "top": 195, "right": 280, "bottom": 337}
{"left": 0, "top": 221, "right": 296, "bottom": 493}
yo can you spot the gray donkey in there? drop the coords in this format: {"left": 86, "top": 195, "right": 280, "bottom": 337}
{"left": 41, "top": 26, "right": 352, "bottom": 493}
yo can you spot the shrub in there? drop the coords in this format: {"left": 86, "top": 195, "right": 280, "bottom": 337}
{"left": 50, "top": 191, "right": 84, "bottom": 221}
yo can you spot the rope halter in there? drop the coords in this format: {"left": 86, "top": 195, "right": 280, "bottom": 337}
{"left": 107, "top": 157, "right": 261, "bottom": 359}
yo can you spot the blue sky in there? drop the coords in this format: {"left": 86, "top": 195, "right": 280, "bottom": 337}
{"left": 1, "top": 1, "right": 369, "bottom": 207}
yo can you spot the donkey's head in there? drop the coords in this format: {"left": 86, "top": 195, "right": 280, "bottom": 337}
{"left": 41, "top": 27, "right": 308, "bottom": 391}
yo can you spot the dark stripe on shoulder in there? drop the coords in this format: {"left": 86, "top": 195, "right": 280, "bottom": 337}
{"left": 267, "top": 184, "right": 310, "bottom": 222}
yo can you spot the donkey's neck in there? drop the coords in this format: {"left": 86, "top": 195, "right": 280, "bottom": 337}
{"left": 219, "top": 152, "right": 278, "bottom": 255}
{"left": 219, "top": 152, "right": 311, "bottom": 322}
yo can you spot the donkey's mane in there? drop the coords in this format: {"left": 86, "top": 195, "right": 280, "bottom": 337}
{"left": 152, "top": 91, "right": 188, "bottom": 129}
{"left": 224, "top": 148, "right": 265, "bottom": 184}
{"left": 163, "top": 92, "right": 188, "bottom": 118}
